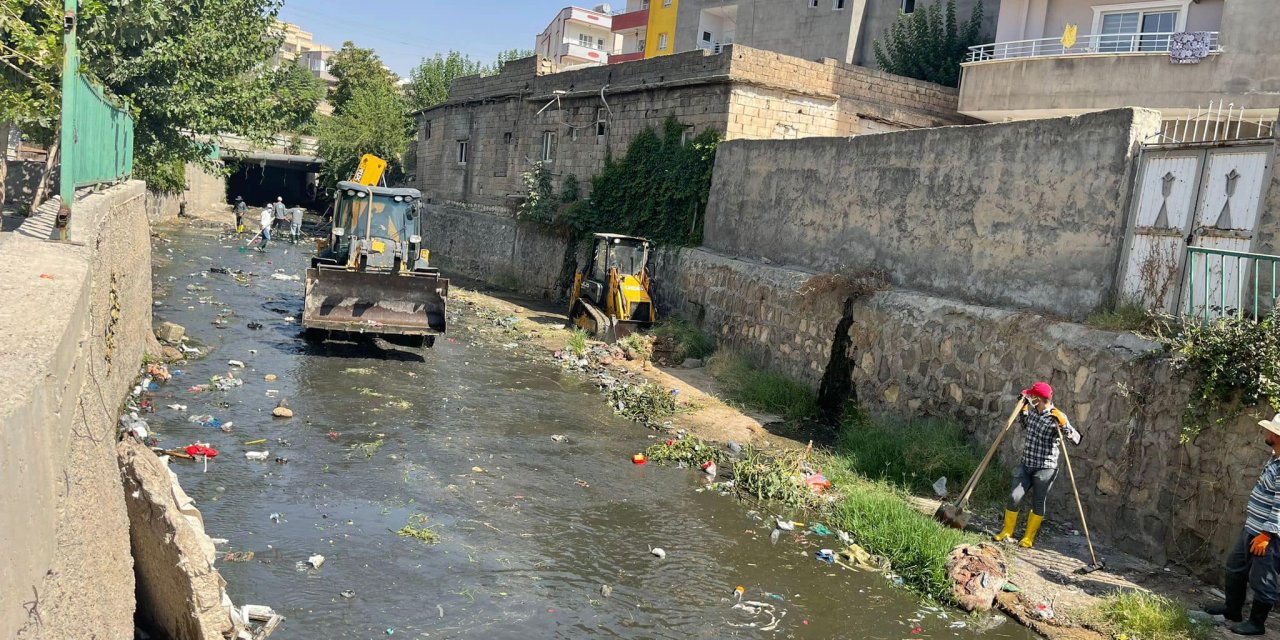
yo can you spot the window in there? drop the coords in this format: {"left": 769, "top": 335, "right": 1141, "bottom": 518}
{"left": 424, "top": 121, "right": 431, "bottom": 139}
{"left": 1094, "top": 3, "right": 1186, "bottom": 53}
{"left": 663, "top": 0, "right": 671, "bottom": 6}
{"left": 503, "top": 132, "right": 512, "bottom": 144}
{"left": 541, "top": 131, "right": 556, "bottom": 162}
{"left": 456, "top": 141, "right": 468, "bottom": 165}
{"left": 637, "top": 38, "right": 646, "bottom": 51}
{"left": 680, "top": 125, "right": 694, "bottom": 145}
{"left": 703, "top": 31, "right": 712, "bottom": 43}
{"left": 834, "top": 0, "right": 845, "bottom": 8}
{"left": 809, "top": 0, "right": 819, "bottom": 7}
{"left": 658, "top": 33, "right": 668, "bottom": 50}
{"left": 900, "top": 0, "right": 915, "bottom": 13}
{"left": 598, "top": 38, "right": 605, "bottom": 49}
{"left": 596, "top": 108, "right": 607, "bottom": 137}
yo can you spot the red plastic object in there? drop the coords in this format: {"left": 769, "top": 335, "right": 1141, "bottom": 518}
{"left": 185, "top": 444, "right": 219, "bottom": 458}
{"left": 632, "top": 453, "right": 647, "bottom": 465}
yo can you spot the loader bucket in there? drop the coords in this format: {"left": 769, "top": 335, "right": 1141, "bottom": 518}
{"left": 303, "top": 266, "right": 448, "bottom": 336}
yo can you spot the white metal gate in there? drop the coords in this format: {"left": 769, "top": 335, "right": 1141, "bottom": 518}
{"left": 1119, "top": 142, "right": 1274, "bottom": 315}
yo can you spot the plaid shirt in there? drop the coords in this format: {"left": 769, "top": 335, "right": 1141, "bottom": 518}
{"left": 1246, "top": 456, "right": 1280, "bottom": 536}
{"left": 1020, "top": 404, "right": 1081, "bottom": 470}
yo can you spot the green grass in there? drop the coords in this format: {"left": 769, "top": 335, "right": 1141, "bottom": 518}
{"left": 618, "top": 332, "right": 654, "bottom": 361}
{"left": 835, "top": 411, "right": 1009, "bottom": 504}
{"left": 711, "top": 354, "right": 819, "bottom": 422}
{"left": 566, "top": 329, "right": 589, "bottom": 357}
{"left": 1086, "top": 300, "right": 1153, "bottom": 332}
{"left": 1087, "top": 591, "right": 1213, "bottom": 640}
{"left": 652, "top": 317, "right": 716, "bottom": 361}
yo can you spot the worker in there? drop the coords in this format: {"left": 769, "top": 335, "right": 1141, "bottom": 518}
{"left": 256, "top": 205, "right": 272, "bottom": 251}
{"left": 992, "top": 381, "right": 1081, "bottom": 548}
{"left": 272, "top": 196, "right": 287, "bottom": 231}
{"left": 1205, "top": 414, "right": 1280, "bottom": 635}
{"left": 290, "top": 206, "right": 304, "bottom": 243}
{"left": 233, "top": 196, "right": 247, "bottom": 233}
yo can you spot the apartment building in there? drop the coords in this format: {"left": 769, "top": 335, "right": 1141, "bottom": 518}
{"left": 536, "top": 6, "right": 620, "bottom": 68}
{"left": 958, "top": 0, "right": 1279, "bottom": 128}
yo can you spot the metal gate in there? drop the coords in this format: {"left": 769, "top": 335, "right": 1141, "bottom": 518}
{"left": 1119, "top": 141, "right": 1275, "bottom": 316}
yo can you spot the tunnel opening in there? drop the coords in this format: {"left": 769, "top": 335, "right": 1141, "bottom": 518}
{"left": 225, "top": 159, "right": 324, "bottom": 211}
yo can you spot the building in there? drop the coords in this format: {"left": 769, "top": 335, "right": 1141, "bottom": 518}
{"left": 271, "top": 22, "right": 339, "bottom": 115}
{"left": 413, "top": 45, "right": 970, "bottom": 210}
{"left": 610, "top": 0, "right": 651, "bottom": 63}
{"left": 958, "top": 0, "right": 1280, "bottom": 131}
{"left": 535, "top": 6, "right": 619, "bottom": 68}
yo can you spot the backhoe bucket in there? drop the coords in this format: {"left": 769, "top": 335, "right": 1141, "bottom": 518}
{"left": 304, "top": 266, "right": 448, "bottom": 336}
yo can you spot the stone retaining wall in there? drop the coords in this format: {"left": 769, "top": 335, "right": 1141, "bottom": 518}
{"left": 422, "top": 203, "right": 574, "bottom": 299}
{"left": 656, "top": 245, "right": 1258, "bottom": 579}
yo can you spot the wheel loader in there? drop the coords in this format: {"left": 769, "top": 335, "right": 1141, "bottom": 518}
{"left": 568, "top": 233, "right": 655, "bottom": 341}
{"left": 303, "top": 180, "right": 447, "bottom": 348}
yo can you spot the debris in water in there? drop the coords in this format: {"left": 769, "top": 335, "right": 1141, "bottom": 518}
{"left": 340, "top": 590, "right": 355, "bottom": 599}
{"left": 245, "top": 451, "right": 270, "bottom": 461}
{"left": 933, "top": 476, "right": 948, "bottom": 497}
{"left": 775, "top": 519, "right": 795, "bottom": 531}
{"left": 269, "top": 512, "right": 282, "bottom": 523}
{"left": 228, "top": 359, "right": 246, "bottom": 368}
{"left": 307, "top": 554, "right": 325, "bottom": 569}
{"left": 551, "top": 434, "right": 568, "bottom": 443}
{"left": 224, "top": 551, "right": 255, "bottom": 562}
{"left": 649, "top": 546, "right": 666, "bottom": 559}
{"left": 471, "top": 466, "right": 485, "bottom": 473}
{"left": 632, "top": 453, "right": 647, "bottom": 465}
{"left": 815, "top": 549, "right": 835, "bottom": 564}
{"left": 600, "top": 585, "right": 613, "bottom": 598}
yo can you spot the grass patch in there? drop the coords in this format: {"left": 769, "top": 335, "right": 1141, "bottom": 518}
{"left": 1087, "top": 591, "right": 1212, "bottom": 640}
{"left": 1086, "top": 300, "right": 1153, "bottom": 332}
{"left": 652, "top": 317, "right": 716, "bottom": 361}
{"left": 711, "top": 354, "right": 818, "bottom": 422}
{"left": 566, "top": 329, "right": 589, "bottom": 357}
{"left": 396, "top": 514, "right": 440, "bottom": 544}
{"left": 835, "top": 411, "right": 1009, "bottom": 504}
{"left": 347, "top": 438, "right": 384, "bottom": 458}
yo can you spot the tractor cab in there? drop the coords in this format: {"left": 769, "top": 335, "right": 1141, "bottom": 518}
{"left": 569, "top": 233, "right": 655, "bottom": 341}
{"left": 325, "top": 181, "right": 427, "bottom": 272}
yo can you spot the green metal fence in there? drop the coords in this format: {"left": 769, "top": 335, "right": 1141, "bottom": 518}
{"left": 63, "top": 73, "right": 134, "bottom": 188}
{"left": 1184, "top": 246, "right": 1280, "bottom": 323}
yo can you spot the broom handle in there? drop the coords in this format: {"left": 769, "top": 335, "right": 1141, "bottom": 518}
{"left": 1056, "top": 425, "right": 1099, "bottom": 566}
{"left": 957, "top": 397, "right": 1026, "bottom": 506}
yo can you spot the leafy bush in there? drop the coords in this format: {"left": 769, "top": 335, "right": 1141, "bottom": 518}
{"left": 566, "top": 329, "right": 589, "bottom": 357}
{"left": 836, "top": 411, "right": 1009, "bottom": 504}
{"left": 1151, "top": 310, "right": 1280, "bottom": 442}
{"left": 567, "top": 117, "right": 720, "bottom": 246}
{"left": 652, "top": 317, "right": 716, "bottom": 362}
{"left": 873, "top": 0, "right": 986, "bottom": 88}
{"left": 610, "top": 381, "right": 677, "bottom": 427}
{"left": 712, "top": 355, "right": 818, "bottom": 422}
{"left": 1088, "top": 592, "right": 1212, "bottom": 640}
{"left": 645, "top": 436, "right": 724, "bottom": 466}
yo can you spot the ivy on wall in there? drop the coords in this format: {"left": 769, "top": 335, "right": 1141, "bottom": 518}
{"left": 567, "top": 117, "right": 721, "bottom": 246}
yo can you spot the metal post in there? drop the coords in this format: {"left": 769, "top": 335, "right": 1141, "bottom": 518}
{"left": 55, "top": 0, "right": 78, "bottom": 241}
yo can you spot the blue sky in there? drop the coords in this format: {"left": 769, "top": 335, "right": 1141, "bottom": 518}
{"left": 279, "top": 0, "right": 581, "bottom": 76}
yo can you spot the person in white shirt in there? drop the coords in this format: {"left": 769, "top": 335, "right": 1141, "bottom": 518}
{"left": 257, "top": 206, "right": 273, "bottom": 250}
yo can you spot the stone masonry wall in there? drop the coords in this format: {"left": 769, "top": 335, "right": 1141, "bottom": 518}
{"left": 702, "top": 108, "right": 1164, "bottom": 321}
{"left": 0, "top": 181, "right": 154, "bottom": 639}
{"left": 657, "top": 245, "right": 1259, "bottom": 580}
{"left": 421, "top": 204, "right": 573, "bottom": 300}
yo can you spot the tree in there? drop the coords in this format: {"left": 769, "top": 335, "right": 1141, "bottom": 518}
{"left": 492, "top": 48, "right": 533, "bottom": 71}
{"left": 270, "top": 62, "right": 326, "bottom": 133}
{"left": 405, "top": 51, "right": 484, "bottom": 113}
{"left": 327, "top": 41, "right": 398, "bottom": 113}
{"left": 873, "top": 0, "right": 985, "bottom": 88}
{"left": 316, "top": 81, "right": 410, "bottom": 189}
{"left": 0, "top": 0, "right": 68, "bottom": 207}
{"left": 78, "top": 0, "right": 294, "bottom": 192}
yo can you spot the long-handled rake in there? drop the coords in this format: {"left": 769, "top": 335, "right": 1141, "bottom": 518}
{"left": 1056, "top": 424, "right": 1105, "bottom": 575}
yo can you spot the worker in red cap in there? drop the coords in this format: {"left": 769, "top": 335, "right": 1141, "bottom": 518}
{"left": 993, "top": 381, "right": 1081, "bottom": 548}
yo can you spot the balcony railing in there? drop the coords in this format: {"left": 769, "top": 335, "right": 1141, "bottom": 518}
{"left": 698, "top": 39, "right": 733, "bottom": 54}
{"left": 966, "top": 31, "right": 1220, "bottom": 63}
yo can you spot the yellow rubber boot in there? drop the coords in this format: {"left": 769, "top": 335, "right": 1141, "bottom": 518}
{"left": 1019, "top": 513, "right": 1044, "bottom": 548}
{"left": 993, "top": 510, "right": 1019, "bottom": 542}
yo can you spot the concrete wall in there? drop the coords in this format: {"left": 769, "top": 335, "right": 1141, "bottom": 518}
{"left": 997, "top": 0, "right": 1225, "bottom": 41}
{"left": 145, "top": 163, "right": 228, "bottom": 224}
{"left": 676, "top": 0, "right": 864, "bottom": 64}
{"left": 421, "top": 204, "right": 574, "bottom": 299}
{"left": 702, "top": 108, "right": 1163, "bottom": 320}
{"left": 964, "top": 0, "right": 1275, "bottom": 121}
{"left": 417, "top": 46, "right": 969, "bottom": 210}
{"left": 656, "top": 245, "right": 1262, "bottom": 579}
{"left": 0, "top": 181, "right": 154, "bottom": 639}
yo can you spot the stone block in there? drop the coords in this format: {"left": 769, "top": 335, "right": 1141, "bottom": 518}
{"left": 156, "top": 321, "right": 185, "bottom": 344}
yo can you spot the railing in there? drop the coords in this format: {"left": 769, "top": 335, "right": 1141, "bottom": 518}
{"left": 698, "top": 40, "right": 733, "bottom": 54}
{"left": 966, "top": 31, "right": 1220, "bottom": 63}
{"left": 1184, "top": 246, "right": 1280, "bottom": 323}
{"left": 565, "top": 38, "right": 610, "bottom": 52}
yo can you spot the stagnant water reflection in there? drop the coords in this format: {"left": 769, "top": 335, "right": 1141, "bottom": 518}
{"left": 149, "top": 228, "right": 1036, "bottom": 639}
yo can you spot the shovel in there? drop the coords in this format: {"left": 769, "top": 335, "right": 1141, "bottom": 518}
{"left": 935, "top": 396, "right": 1027, "bottom": 530}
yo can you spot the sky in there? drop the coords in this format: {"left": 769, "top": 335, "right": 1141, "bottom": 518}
{"left": 279, "top": 0, "right": 588, "bottom": 77}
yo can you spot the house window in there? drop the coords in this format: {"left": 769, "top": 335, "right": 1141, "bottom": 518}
{"left": 503, "top": 132, "right": 512, "bottom": 144}
{"left": 598, "top": 38, "right": 605, "bottom": 49}
{"left": 680, "top": 126, "right": 694, "bottom": 145}
{"left": 834, "top": 0, "right": 845, "bottom": 8}
{"left": 901, "top": 0, "right": 915, "bottom": 13}
{"left": 424, "top": 121, "right": 431, "bottom": 139}
{"left": 658, "top": 33, "right": 668, "bottom": 50}
{"left": 809, "top": 0, "right": 818, "bottom": 7}
{"left": 1094, "top": 3, "right": 1185, "bottom": 53}
{"left": 579, "top": 33, "right": 594, "bottom": 48}
{"left": 456, "top": 140, "right": 468, "bottom": 165}
{"left": 703, "top": 31, "right": 712, "bottom": 43}
{"left": 637, "top": 38, "right": 646, "bottom": 51}
{"left": 596, "top": 108, "right": 607, "bottom": 137}
{"left": 663, "top": 0, "right": 671, "bottom": 5}
{"left": 541, "top": 131, "right": 556, "bottom": 162}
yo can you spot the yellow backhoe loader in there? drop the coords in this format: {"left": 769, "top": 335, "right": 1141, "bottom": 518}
{"left": 568, "top": 233, "right": 655, "bottom": 341}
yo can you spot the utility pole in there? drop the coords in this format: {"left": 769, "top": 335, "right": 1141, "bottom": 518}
{"left": 55, "top": 0, "right": 77, "bottom": 241}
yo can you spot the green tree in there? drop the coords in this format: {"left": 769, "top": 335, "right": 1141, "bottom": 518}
{"left": 270, "top": 62, "right": 326, "bottom": 133}
{"left": 327, "top": 41, "right": 399, "bottom": 113}
{"left": 77, "top": 0, "right": 293, "bottom": 192}
{"left": 316, "top": 81, "right": 410, "bottom": 189}
{"left": 492, "top": 48, "right": 533, "bottom": 71}
{"left": 405, "top": 51, "right": 484, "bottom": 113}
{"left": 873, "top": 0, "right": 985, "bottom": 88}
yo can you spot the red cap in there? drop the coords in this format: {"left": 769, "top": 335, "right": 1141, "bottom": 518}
{"left": 1022, "top": 381, "right": 1053, "bottom": 399}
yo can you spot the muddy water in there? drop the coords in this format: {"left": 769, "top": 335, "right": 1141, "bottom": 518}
{"left": 149, "top": 228, "right": 1035, "bottom": 639}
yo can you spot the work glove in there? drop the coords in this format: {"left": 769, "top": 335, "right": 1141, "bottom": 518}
{"left": 1251, "top": 532, "right": 1272, "bottom": 556}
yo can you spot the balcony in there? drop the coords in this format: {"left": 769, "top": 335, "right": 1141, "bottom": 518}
{"left": 612, "top": 8, "right": 648, "bottom": 32}
{"left": 956, "top": 31, "right": 1258, "bottom": 122}
{"left": 609, "top": 51, "right": 645, "bottom": 64}
{"left": 559, "top": 41, "right": 609, "bottom": 64}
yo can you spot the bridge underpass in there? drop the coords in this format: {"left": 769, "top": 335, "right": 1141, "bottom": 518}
{"left": 223, "top": 151, "right": 323, "bottom": 210}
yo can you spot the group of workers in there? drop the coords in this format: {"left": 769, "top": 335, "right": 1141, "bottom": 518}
{"left": 1001, "top": 381, "right": 1280, "bottom": 635}
{"left": 233, "top": 195, "right": 304, "bottom": 250}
